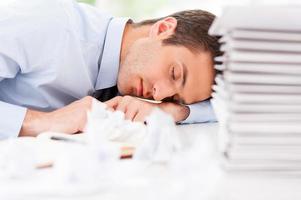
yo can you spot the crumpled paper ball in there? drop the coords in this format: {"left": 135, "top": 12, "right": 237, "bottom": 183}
{"left": 134, "top": 108, "right": 182, "bottom": 163}
{"left": 0, "top": 137, "right": 38, "bottom": 179}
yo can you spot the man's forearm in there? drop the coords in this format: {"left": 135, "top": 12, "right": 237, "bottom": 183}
{"left": 19, "top": 96, "right": 94, "bottom": 137}
{"left": 19, "top": 109, "right": 47, "bottom": 137}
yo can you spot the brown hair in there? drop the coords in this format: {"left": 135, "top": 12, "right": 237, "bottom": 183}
{"left": 134, "top": 9, "right": 221, "bottom": 58}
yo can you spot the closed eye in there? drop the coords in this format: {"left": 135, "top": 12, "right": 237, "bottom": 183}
{"left": 172, "top": 66, "right": 176, "bottom": 80}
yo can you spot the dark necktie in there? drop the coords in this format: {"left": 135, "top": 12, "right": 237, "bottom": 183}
{"left": 92, "top": 85, "right": 118, "bottom": 102}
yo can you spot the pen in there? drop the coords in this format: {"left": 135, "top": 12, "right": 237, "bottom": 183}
{"left": 50, "top": 135, "right": 85, "bottom": 145}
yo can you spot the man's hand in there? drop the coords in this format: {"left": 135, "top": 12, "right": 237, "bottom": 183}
{"left": 20, "top": 96, "right": 95, "bottom": 137}
{"left": 105, "top": 96, "right": 190, "bottom": 122}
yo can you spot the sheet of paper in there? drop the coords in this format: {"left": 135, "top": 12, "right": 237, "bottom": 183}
{"left": 209, "top": 6, "right": 301, "bottom": 35}
{"left": 211, "top": 5, "right": 301, "bottom": 172}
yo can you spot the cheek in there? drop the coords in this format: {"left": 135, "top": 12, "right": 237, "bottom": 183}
{"left": 124, "top": 44, "right": 167, "bottom": 83}
{"left": 143, "top": 63, "right": 165, "bottom": 77}
{"left": 144, "top": 68, "right": 169, "bottom": 92}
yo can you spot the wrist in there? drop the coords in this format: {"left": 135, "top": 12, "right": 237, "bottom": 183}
{"left": 19, "top": 109, "right": 47, "bottom": 137}
{"left": 177, "top": 104, "right": 190, "bottom": 121}
{"left": 160, "top": 102, "right": 190, "bottom": 122}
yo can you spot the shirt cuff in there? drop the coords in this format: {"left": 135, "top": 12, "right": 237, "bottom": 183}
{"left": 0, "top": 101, "right": 27, "bottom": 139}
{"left": 180, "top": 100, "right": 217, "bottom": 124}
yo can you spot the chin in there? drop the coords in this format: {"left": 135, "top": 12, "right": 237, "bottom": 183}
{"left": 118, "top": 87, "right": 131, "bottom": 96}
{"left": 116, "top": 84, "right": 124, "bottom": 95}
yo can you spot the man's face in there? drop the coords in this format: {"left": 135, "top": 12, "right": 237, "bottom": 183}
{"left": 117, "top": 37, "right": 215, "bottom": 104}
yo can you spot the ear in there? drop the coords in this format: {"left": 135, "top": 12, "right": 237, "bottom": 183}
{"left": 149, "top": 17, "right": 177, "bottom": 38}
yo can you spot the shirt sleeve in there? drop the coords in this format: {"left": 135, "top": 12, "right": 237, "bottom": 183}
{"left": 180, "top": 100, "right": 217, "bottom": 124}
{"left": 0, "top": 102, "right": 27, "bottom": 139}
{"left": 0, "top": 53, "right": 27, "bottom": 139}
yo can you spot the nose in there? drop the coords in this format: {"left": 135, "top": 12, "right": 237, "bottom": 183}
{"left": 152, "top": 82, "right": 175, "bottom": 101}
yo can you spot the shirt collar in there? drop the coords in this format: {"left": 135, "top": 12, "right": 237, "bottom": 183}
{"left": 95, "top": 17, "right": 129, "bottom": 90}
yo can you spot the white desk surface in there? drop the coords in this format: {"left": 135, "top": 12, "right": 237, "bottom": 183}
{"left": 1, "top": 123, "right": 301, "bottom": 200}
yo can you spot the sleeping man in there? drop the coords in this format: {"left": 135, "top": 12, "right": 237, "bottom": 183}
{"left": 0, "top": 0, "right": 220, "bottom": 139}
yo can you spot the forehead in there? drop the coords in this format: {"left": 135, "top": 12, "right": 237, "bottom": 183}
{"left": 167, "top": 46, "right": 215, "bottom": 104}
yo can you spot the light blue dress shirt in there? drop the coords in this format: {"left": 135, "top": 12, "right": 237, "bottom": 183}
{"left": 0, "top": 0, "right": 216, "bottom": 139}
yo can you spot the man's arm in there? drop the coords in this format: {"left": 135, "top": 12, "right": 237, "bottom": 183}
{"left": 0, "top": 52, "right": 27, "bottom": 139}
{"left": 0, "top": 1, "right": 99, "bottom": 138}
{"left": 14, "top": 97, "right": 215, "bottom": 138}
{"left": 19, "top": 96, "right": 94, "bottom": 137}
{"left": 180, "top": 100, "right": 217, "bottom": 124}
{"left": 105, "top": 96, "right": 216, "bottom": 123}
{"left": 105, "top": 96, "right": 217, "bottom": 123}
{"left": 0, "top": 101, "right": 27, "bottom": 139}
{"left": 105, "top": 96, "right": 189, "bottom": 122}
{"left": 0, "top": 52, "right": 95, "bottom": 138}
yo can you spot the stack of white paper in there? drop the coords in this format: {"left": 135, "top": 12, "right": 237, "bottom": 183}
{"left": 209, "top": 6, "right": 301, "bottom": 171}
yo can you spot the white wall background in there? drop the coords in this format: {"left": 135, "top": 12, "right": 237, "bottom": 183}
{"left": 95, "top": 0, "right": 301, "bottom": 20}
